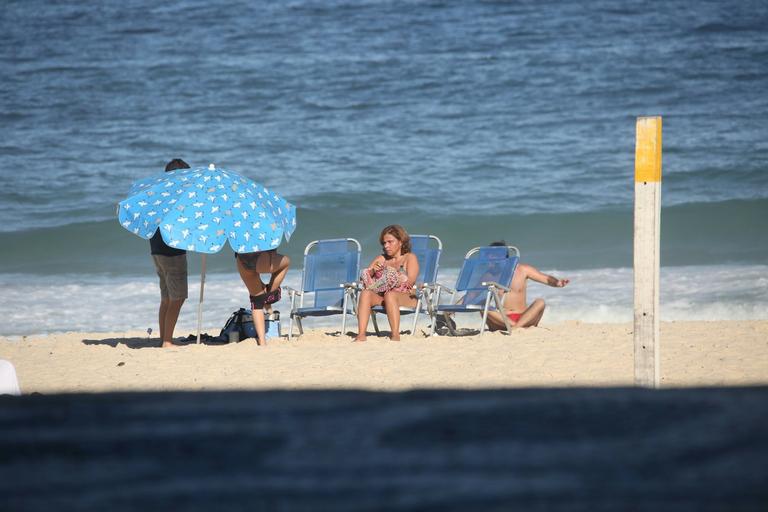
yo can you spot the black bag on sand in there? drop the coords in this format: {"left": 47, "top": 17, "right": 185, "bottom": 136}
{"left": 219, "top": 308, "right": 257, "bottom": 342}
{"left": 185, "top": 332, "right": 227, "bottom": 344}
{"left": 432, "top": 313, "right": 479, "bottom": 337}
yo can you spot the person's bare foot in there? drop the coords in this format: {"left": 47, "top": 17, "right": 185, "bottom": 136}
{"left": 389, "top": 335, "right": 400, "bottom": 341}
{"left": 161, "top": 340, "right": 176, "bottom": 348}
{"left": 256, "top": 338, "right": 266, "bottom": 346}
{"left": 353, "top": 335, "right": 366, "bottom": 342}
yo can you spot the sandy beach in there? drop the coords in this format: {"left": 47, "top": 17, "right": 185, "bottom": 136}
{"left": 2, "top": 321, "right": 766, "bottom": 394}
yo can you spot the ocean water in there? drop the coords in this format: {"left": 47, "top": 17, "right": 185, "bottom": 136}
{"left": 1, "top": 0, "right": 767, "bottom": 335}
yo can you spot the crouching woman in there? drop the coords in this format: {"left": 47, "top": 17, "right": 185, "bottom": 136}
{"left": 355, "top": 225, "right": 419, "bottom": 342}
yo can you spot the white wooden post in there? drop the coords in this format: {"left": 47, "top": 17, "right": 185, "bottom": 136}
{"left": 633, "top": 116, "right": 662, "bottom": 388}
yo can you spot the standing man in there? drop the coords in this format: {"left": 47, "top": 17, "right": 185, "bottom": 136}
{"left": 151, "top": 158, "right": 190, "bottom": 347}
{"left": 485, "top": 240, "right": 570, "bottom": 330}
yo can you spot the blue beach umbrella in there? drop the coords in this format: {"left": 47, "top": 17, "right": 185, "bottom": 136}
{"left": 118, "top": 163, "right": 297, "bottom": 342}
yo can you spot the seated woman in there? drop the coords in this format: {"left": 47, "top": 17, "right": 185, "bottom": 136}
{"left": 235, "top": 249, "right": 290, "bottom": 345}
{"left": 355, "top": 225, "right": 419, "bottom": 342}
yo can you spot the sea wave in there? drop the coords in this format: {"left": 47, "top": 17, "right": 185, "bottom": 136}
{"left": 0, "top": 198, "right": 764, "bottom": 276}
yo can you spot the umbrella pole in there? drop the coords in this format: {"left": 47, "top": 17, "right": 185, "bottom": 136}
{"left": 196, "top": 254, "right": 207, "bottom": 344}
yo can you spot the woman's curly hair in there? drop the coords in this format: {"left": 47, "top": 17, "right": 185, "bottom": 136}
{"left": 379, "top": 224, "right": 411, "bottom": 254}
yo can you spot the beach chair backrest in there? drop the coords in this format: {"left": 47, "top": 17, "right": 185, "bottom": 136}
{"left": 456, "top": 246, "right": 520, "bottom": 307}
{"left": 302, "top": 238, "right": 361, "bottom": 308}
{"left": 409, "top": 235, "right": 442, "bottom": 286}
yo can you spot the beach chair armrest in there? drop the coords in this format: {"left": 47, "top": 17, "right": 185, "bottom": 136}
{"left": 412, "top": 283, "right": 432, "bottom": 299}
{"left": 432, "top": 283, "right": 456, "bottom": 295}
{"left": 284, "top": 286, "right": 302, "bottom": 297}
{"left": 414, "top": 281, "right": 431, "bottom": 292}
{"left": 340, "top": 282, "right": 360, "bottom": 290}
{"left": 481, "top": 281, "right": 510, "bottom": 292}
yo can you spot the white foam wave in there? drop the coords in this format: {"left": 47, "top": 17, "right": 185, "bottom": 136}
{"left": 0, "top": 264, "right": 766, "bottom": 336}
{"left": 536, "top": 265, "right": 768, "bottom": 324}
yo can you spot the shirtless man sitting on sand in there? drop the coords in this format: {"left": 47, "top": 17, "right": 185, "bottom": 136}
{"left": 484, "top": 241, "right": 569, "bottom": 330}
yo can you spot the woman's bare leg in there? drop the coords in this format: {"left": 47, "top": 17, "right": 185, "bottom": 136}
{"left": 383, "top": 291, "right": 417, "bottom": 341}
{"left": 515, "top": 299, "right": 546, "bottom": 328}
{"left": 262, "top": 253, "right": 291, "bottom": 291}
{"left": 247, "top": 252, "right": 290, "bottom": 314}
{"left": 355, "top": 290, "right": 383, "bottom": 341}
{"left": 530, "top": 304, "right": 546, "bottom": 326}
{"left": 485, "top": 310, "right": 510, "bottom": 331}
{"left": 236, "top": 256, "right": 269, "bottom": 345}
{"left": 252, "top": 309, "right": 267, "bottom": 346}
{"left": 237, "top": 259, "right": 267, "bottom": 296}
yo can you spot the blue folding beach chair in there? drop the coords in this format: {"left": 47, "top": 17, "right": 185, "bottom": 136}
{"left": 286, "top": 238, "right": 361, "bottom": 340}
{"left": 370, "top": 235, "right": 443, "bottom": 336}
{"left": 428, "top": 245, "right": 520, "bottom": 336}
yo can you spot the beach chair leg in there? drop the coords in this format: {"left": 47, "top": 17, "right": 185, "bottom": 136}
{"left": 371, "top": 312, "right": 380, "bottom": 335}
{"left": 428, "top": 288, "right": 442, "bottom": 337}
{"left": 288, "top": 293, "right": 297, "bottom": 340}
{"left": 480, "top": 291, "right": 493, "bottom": 335}
{"left": 492, "top": 289, "right": 512, "bottom": 334}
{"left": 341, "top": 293, "right": 349, "bottom": 336}
{"left": 421, "top": 292, "right": 432, "bottom": 322}
{"left": 411, "top": 299, "right": 421, "bottom": 335}
{"left": 429, "top": 310, "right": 438, "bottom": 337}
{"left": 296, "top": 316, "right": 304, "bottom": 337}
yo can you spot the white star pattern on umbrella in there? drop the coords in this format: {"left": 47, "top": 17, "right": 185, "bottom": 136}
{"left": 118, "top": 164, "right": 296, "bottom": 254}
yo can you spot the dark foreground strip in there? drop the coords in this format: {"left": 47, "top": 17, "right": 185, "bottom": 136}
{"left": 0, "top": 387, "right": 766, "bottom": 511}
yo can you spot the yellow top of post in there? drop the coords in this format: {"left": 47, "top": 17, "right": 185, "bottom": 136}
{"left": 635, "top": 116, "right": 662, "bottom": 182}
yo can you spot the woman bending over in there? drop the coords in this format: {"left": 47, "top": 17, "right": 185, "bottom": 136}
{"left": 236, "top": 249, "right": 290, "bottom": 345}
